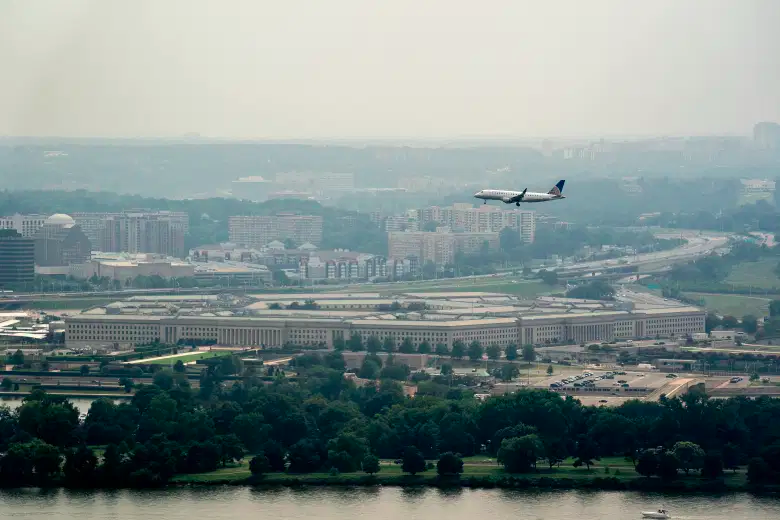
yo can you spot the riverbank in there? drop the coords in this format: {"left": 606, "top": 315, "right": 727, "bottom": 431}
{"left": 170, "top": 458, "right": 758, "bottom": 493}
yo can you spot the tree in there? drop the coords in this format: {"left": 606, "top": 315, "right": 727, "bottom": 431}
{"left": 436, "top": 452, "right": 464, "bottom": 477}
{"left": 505, "top": 343, "right": 518, "bottom": 361}
{"left": 451, "top": 340, "right": 466, "bottom": 360}
{"left": 543, "top": 438, "right": 567, "bottom": 470}
{"left": 63, "top": 445, "right": 98, "bottom": 486}
{"left": 742, "top": 314, "right": 759, "bottom": 334}
{"left": 770, "top": 299, "right": 780, "bottom": 317}
{"left": 467, "top": 341, "right": 483, "bottom": 361}
{"left": 572, "top": 436, "right": 599, "bottom": 471}
{"left": 401, "top": 446, "right": 427, "bottom": 476}
{"left": 750, "top": 372, "right": 760, "bottom": 382}
{"left": 362, "top": 454, "right": 380, "bottom": 475}
{"left": 497, "top": 435, "right": 544, "bottom": 473}
{"left": 671, "top": 441, "right": 704, "bottom": 475}
{"left": 566, "top": 280, "right": 615, "bottom": 300}
{"left": 327, "top": 433, "right": 368, "bottom": 473}
{"left": 80, "top": 365, "right": 90, "bottom": 376}
{"left": 382, "top": 336, "right": 396, "bottom": 353}
{"left": 358, "top": 360, "right": 381, "bottom": 380}
{"left": 538, "top": 269, "right": 558, "bottom": 285}
{"left": 399, "top": 337, "right": 415, "bottom": 354}
{"left": 747, "top": 457, "right": 771, "bottom": 485}
{"left": 499, "top": 363, "right": 519, "bottom": 382}
{"left": 701, "top": 452, "right": 724, "bottom": 479}
{"left": 486, "top": 344, "right": 502, "bottom": 361}
{"left": 380, "top": 363, "right": 410, "bottom": 381}
{"left": 657, "top": 450, "right": 680, "bottom": 480}
{"left": 287, "top": 438, "right": 326, "bottom": 473}
{"left": 249, "top": 453, "right": 270, "bottom": 476}
{"left": 440, "top": 363, "right": 453, "bottom": 376}
{"left": 333, "top": 337, "right": 346, "bottom": 351}
{"left": 721, "top": 315, "right": 739, "bottom": 330}
{"left": 522, "top": 344, "right": 536, "bottom": 362}
{"left": 418, "top": 340, "right": 432, "bottom": 354}
{"left": 1, "top": 378, "right": 12, "bottom": 391}
{"left": 435, "top": 343, "right": 449, "bottom": 356}
{"left": 153, "top": 370, "right": 174, "bottom": 391}
{"left": 366, "top": 335, "right": 382, "bottom": 354}
{"left": 173, "top": 360, "right": 186, "bottom": 373}
{"left": 721, "top": 443, "right": 740, "bottom": 473}
{"left": 635, "top": 450, "right": 658, "bottom": 478}
{"left": 10, "top": 349, "right": 24, "bottom": 366}
{"left": 705, "top": 314, "right": 721, "bottom": 333}
{"left": 348, "top": 333, "right": 364, "bottom": 352}
{"left": 546, "top": 365, "right": 554, "bottom": 376}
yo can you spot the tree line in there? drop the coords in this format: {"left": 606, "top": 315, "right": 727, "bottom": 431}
{"left": 1, "top": 351, "right": 780, "bottom": 488}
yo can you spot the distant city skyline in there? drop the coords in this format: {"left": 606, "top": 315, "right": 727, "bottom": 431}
{"left": 1, "top": 0, "right": 779, "bottom": 139}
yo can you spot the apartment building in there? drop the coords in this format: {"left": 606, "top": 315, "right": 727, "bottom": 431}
{"left": 100, "top": 214, "right": 186, "bottom": 258}
{"left": 0, "top": 214, "right": 48, "bottom": 238}
{"left": 418, "top": 204, "right": 535, "bottom": 243}
{"left": 73, "top": 211, "right": 189, "bottom": 247}
{"left": 229, "top": 214, "right": 324, "bottom": 247}
{"left": 388, "top": 230, "right": 498, "bottom": 267}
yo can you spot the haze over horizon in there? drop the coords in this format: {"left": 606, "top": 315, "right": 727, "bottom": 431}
{"left": 1, "top": 0, "right": 779, "bottom": 140}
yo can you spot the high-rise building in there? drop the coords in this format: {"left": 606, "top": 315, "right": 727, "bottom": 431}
{"left": 0, "top": 230, "right": 34, "bottom": 285}
{"left": 95, "top": 212, "right": 186, "bottom": 258}
{"left": 0, "top": 214, "right": 48, "bottom": 237}
{"left": 384, "top": 215, "right": 419, "bottom": 232}
{"left": 388, "top": 230, "right": 498, "bottom": 267}
{"left": 228, "top": 214, "right": 323, "bottom": 247}
{"left": 754, "top": 122, "right": 780, "bottom": 150}
{"left": 418, "top": 205, "right": 535, "bottom": 243}
{"left": 33, "top": 214, "right": 92, "bottom": 267}
{"left": 73, "top": 211, "right": 189, "bottom": 252}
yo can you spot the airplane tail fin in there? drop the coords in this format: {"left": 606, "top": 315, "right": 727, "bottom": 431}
{"left": 548, "top": 180, "right": 565, "bottom": 196}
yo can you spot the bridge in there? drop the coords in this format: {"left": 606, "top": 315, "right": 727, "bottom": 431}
{"left": 645, "top": 378, "right": 705, "bottom": 402}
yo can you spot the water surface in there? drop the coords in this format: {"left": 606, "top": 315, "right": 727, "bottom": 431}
{"left": 0, "top": 487, "right": 777, "bottom": 519}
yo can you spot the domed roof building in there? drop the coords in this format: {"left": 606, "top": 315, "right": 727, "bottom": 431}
{"left": 44, "top": 213, "right": 76, "bottom": 227}
{"left": 34, "top": 214, "right": 91, "bottom": 268}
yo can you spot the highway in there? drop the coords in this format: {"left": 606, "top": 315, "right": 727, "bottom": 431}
{"left": 559, "top": 232, "right": 729, "bottom": 274}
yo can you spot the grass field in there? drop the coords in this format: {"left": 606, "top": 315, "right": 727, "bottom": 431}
{"left": 725, "top": 259, "right": 780, "bottom": 290}
{"left": 171, "top": 455, "right": 747, "bottom": 487}
{"left": 685, "top": 292, "right": 772, "bottom": 317}
{"left": 145, "top": 351, "right": 229, "bottom": 365}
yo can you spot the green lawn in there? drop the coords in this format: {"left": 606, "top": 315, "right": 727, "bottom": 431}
{"left": 685, "top": 292, "right": 772, "bottom": 318}
{"left": 725, "top": 259, "right": 780, "bottom": 290}
{"left": 173, "top": 455, "right": 748, "bottom": 485}
{"left": 145, "top": 351, "right": 229, "bottom": 365}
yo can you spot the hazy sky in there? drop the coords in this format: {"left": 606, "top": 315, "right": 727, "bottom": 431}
{"left": 1, "top": 0, "right": 779, "bottom": 139}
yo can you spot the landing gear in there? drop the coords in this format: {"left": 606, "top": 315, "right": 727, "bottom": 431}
{"left": 516, "top": 202, "right": 520, "bottom": 206}
{"left": 483, "top": 200, "right": 486, "bottom": 205}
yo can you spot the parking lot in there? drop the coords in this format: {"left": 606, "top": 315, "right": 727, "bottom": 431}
{"left": 534, "top": 369, "right": 673, "bottom": 397}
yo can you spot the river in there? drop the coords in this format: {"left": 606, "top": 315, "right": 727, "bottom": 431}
{"left": 0, "top": 396, "right": 118, "bottom": 414}
{"left": 0, "top": 487, "right": 777, "bottom": 519}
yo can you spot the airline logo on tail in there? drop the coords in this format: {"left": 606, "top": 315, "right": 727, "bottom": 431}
{"left": 548, "top": 180, "right": 565, "bottom": 197}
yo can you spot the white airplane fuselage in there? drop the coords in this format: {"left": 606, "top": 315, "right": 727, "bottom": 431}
{"left": 474, "top": 189, "right": 564, "bottom": 204}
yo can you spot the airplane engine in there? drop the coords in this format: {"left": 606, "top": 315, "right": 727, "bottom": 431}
{"left": 502, "top": 196, "right": 513, "bottom": 203}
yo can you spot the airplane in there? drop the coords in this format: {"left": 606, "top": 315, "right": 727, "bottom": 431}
{"left": 474, "top": 180, "right": 565, "bottom": 206}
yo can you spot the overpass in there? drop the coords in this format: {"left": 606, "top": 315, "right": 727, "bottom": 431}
{"left": 645, "top": 378, "right": 705, "bottom": 402}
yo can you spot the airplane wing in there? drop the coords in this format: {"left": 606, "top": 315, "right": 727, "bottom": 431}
{"left": 506, "top": 188, "right": 527, "bottom": 203}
